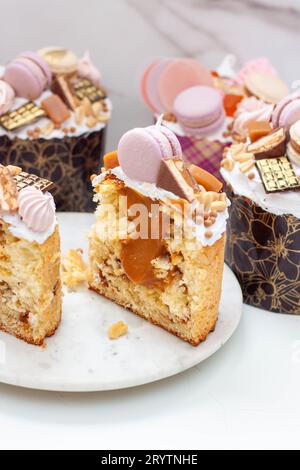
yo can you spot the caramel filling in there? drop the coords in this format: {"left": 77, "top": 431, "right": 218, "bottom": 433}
{"left": 120, "top": 187, "right": 168, "bottom": 287}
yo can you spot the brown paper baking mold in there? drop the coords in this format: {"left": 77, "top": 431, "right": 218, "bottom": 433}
{"left": 225, "top": 186, "right": 300, "bottom": 314}
{"left": 0, "top": 128, "right": 106, "bottom": 212}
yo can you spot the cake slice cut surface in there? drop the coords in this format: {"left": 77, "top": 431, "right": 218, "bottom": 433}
{"left": 89, "top": 124, "right": 229, "bottom": 345}
{"left": 0, "top": 166, "right": 62, "bottom": 345}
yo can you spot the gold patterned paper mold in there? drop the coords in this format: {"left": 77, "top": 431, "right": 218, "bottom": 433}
{"left": 0, "top": 102, "right": 46, "bottom": 131}
{"left": 225, "top": 186, "right": 300, "bottom": 315}
{"left": 256, "top": 156, "right": 300, "bottom": 193}
{"left": 0, "top": 128, "right": 106, "bottom": 211}
{"left": 72, "top": 78, "right": 106, "bottom": 103}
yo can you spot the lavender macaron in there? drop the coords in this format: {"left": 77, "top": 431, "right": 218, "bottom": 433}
{"left": 4, "top": 51, "right": 51, "bottom": 100}
{"left": 118, "top": 123, "right": 182, "bottom": 184}
{"left": 173, "top": 85, "right": 225, "bottom": 137}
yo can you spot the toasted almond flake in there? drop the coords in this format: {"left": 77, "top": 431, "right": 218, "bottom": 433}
{"left": 210, "top": 200, "right": 227, "bottom": 212}
{"left": 240, "top": 160, "right": 255, "bottom": 173}
{"left": 205, "top": 231, "right": 213, "bottom": 239}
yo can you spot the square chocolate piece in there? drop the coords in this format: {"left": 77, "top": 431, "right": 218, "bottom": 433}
{"left": 256, "top": 157, "right": 300, "bottom": 193}
{"left": 13, "top": 171, "right": 54, "bottom": 193}
{"left": 72, "top": 78, "right": 106, "bottom": 103}
{"left": 0, "top": 102, "right": 46, "bottom": 131}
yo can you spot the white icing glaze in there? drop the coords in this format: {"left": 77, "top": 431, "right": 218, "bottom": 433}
{"left": 2, "top": 212, "right": 56, "bottom": 244}
{"left": 93, "top": 167, "right": 229, "bottom": 247}
{"left": 156, "top": 114, "right": 232, "bottom": 142}
{"left": 221, "top": 150, "right": 300, "bottom": 218}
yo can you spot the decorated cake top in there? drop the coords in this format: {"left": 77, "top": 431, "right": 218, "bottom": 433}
{"left": 0, "top": 165, "right": 56, "bottom": 243}
{"left": 92, "top": 120, "right": 230, "bottom": 247}
{"left": 0, "top": 47, "right": 111, "bottom": 140}
{"left": 139, "top": 55, "right": 290, "bottom": 143}
{"left": 220, "top": 59, "right": 300, "bottom": 218}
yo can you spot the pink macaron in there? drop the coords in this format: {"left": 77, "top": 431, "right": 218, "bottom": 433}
{"left": 158, "top": 58, "right": 214, "bottom": 112}
{"left": 4, "top": 51, "right": 52, "bottom": 100}
{"left": 272, "top": 92, "right": 300, "bottom": 131}
{"left": 173, "top": 86, "right": 225, "bottom": 137}
{"left": 140, "top": 58, "right": 173, "bottom": 113}
{"left": 118, "top": 124, "right": 183, "bottom": 184}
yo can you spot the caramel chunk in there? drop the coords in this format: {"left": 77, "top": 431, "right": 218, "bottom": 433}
{"left": 41, "top": 94, "right": 70, "bottom": 125}
{"left": 189, "top": 164, "right": 223, "bottom": 192}
{"left": 223, "top": 93, "right": 244, "bottom": 117}
{"left": 247, "top": 120, "right": 272, "bottom": 143}
{"left": 103, "top": 151, "right": 119, "bottom": 170}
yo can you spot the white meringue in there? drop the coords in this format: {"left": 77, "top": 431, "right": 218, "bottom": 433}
{"left": 18, "top": 186, "right": 56, "bottom": 233}
{"left": 77, "top": 50, "right": 102, "bottom": 86}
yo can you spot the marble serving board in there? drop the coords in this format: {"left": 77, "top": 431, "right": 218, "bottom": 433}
{"left": 0, "top": 213, "right": 242, "bottom": 392}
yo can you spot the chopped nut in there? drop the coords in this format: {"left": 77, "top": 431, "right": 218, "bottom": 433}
{"left": 70, "top": 126, "right": 76, "bottom": 133}
{"left": 204, "top": 218, "right": 213, "bottom": 227}
{"left": 75, "top": 106, "right": 85, "bottom": 125}
{"left": 240, "top": 160, "right": 255, "bottom": 173}
{"left": 82, "top": 97, "right": 93, "bottom": 117}
{"left": 6, "top": 165, "right": 22, "bottom": 176}
{"left": 221, "top": 158, "right": 234, "bottom": 171}
{"left": 248, "top": 172, "right": 255, "bottom": 180}
{"left": 96, "top": 113, "right": 111, "bottom": 123}
{"left": 86, "top": 116, "right": 97, "bottom": 128}
{"left": 42, "top": 120, "right": 55, "bottom": 136}
{"left": 210, "top": 200, "right": 227, "bottom": 212}
{"left": 92, "top": 101, "right": 102, "bottom": 116}
{"left": 108, "top": 321, "right": 128, "bottom": 340}
{"left": 163, "top": 112, "right": 177, "bottom": 122}
{"left": 61, "top": 249, "right": 88, "bottom": 289}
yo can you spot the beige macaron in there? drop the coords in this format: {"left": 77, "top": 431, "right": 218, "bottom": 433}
{"left": 288, "top": 120, "right": 300, "bottom": 165}
{"left": 245, "top": 72, "right": 289, "bottom": 104}
{"left": 38, "top": 46, "right": 78, "bottom": 75}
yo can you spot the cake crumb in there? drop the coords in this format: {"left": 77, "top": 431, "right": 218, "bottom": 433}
{"left": 108, "top": 321, "right": 128, "bottom": 340}
{"left": 61, "top": 249, "right": 88, "bottom": 289}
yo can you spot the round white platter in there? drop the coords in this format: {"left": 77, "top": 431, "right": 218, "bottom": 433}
{"left": 0, "top": 213, "right": 242, "bottom": 392}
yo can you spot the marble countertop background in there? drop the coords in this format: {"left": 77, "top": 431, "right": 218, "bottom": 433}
{"left": 0, "top": 0, "right": 299, "bottom": 150}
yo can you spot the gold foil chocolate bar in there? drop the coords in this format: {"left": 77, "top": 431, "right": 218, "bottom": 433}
{"left": 13, "top": 171, "right": 54, "bottom": 192}
{"left": 0, "top": 102, "right": 46, "bottom": 131}
{"left": 256, "top": 156, "right": 300, "bottom": 193}
{"left": 72, "top": 78, "right": 106, "bottom": 103}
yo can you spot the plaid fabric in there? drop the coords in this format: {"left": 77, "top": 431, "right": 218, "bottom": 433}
{"left": 178, "top": 135, "right": 231, "bottom": 180}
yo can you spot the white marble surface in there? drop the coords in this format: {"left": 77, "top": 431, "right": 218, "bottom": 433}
{"left": 0, "top": 0, "right": 299, "bottom": 152}
{"left": 0, "top": 213, "right": 242, "bottom": 392}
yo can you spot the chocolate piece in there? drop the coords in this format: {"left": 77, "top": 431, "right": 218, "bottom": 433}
{"left": 0, "top": 166, "right": 18, "bottom": 212}
{"left": 256, "top": 156, "right": 300, "bottom": 193}
{"left": 41, "top": 94, "right": 70, "bottom": 125}
{"left": 0, "top": 102, "right": 46, "bottom": 131}
{"left": 13, "top": 171, "right": 54, "bottom": 193}
{"left": 51, "top": 75, "right": 79, "bottom": 110}
{"left": 247, "top": 127, "right": 286, "bottom": 160}
{"left": 72, "top": 78, "right": 106, "bottom": 103}
{"left": 157, "top": 159, "right": 196, "bottom": 201}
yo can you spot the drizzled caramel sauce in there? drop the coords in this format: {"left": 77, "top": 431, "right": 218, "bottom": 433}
{"left": 120, "top": 186, "right": 168, "bottom": 287}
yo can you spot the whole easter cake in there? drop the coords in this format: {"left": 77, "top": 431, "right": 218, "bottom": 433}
{"left": 140, "top": 55, "right": 248, "bottom": 179}
{"left": 88, "top": 121, "right": 229, "bottom": 345}
{"left": 220, "top": 58, "right": 300, "bottom": 314}
{"left": 0, "top": 47, "right": 111, "bottom": 211}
